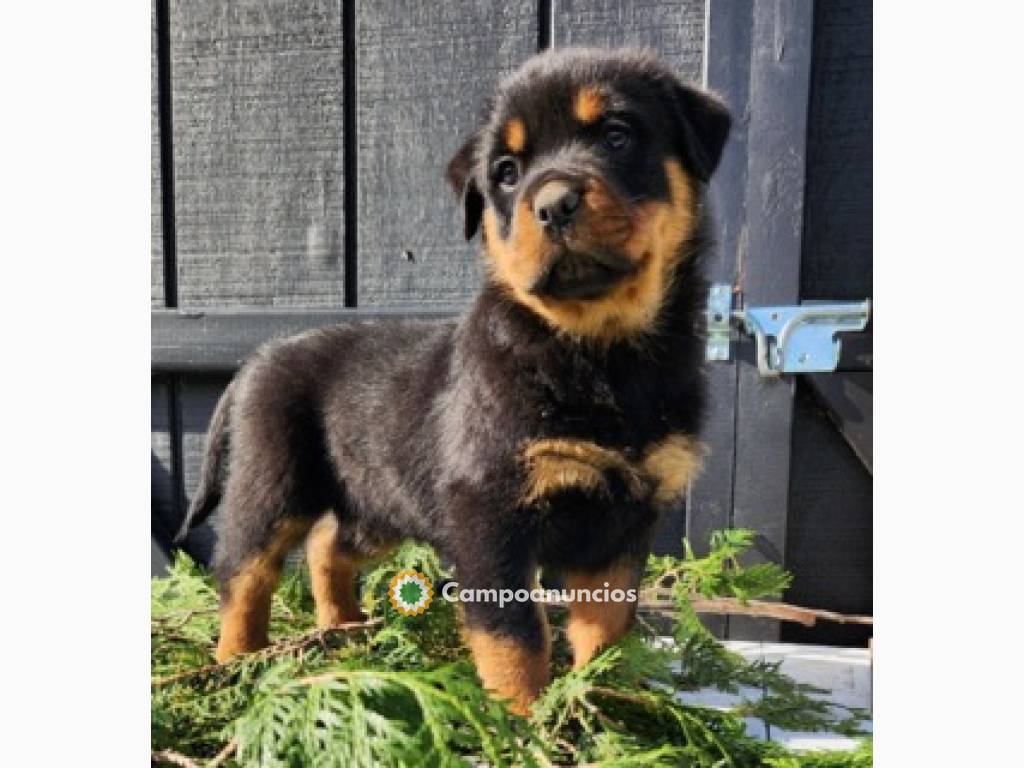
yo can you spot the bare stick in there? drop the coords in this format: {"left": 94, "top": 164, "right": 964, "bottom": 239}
{"left": 688, "top": 597, "right": 872, "bottom": 626}
{"left": 543, "top": 592, "right": 872, "bottom": 628}
{"left": 638, "top": 589, "right": 872, "bottom": 627}
{"left": 207, "top": 738, "right": 237, "bottom": 768}
{"left": 151, "top": 749, "right": 202, "bottom": 768}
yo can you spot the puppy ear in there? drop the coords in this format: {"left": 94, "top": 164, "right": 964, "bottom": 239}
{"left": 666, "top": 83, "right": 732, "bottom": 182}
{"left": 447, "top": 135, "right": 485, "bottom": 240}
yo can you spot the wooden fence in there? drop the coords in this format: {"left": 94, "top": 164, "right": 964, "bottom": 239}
{"left": 151, "top": 0, "right": 872, "bottom": 644}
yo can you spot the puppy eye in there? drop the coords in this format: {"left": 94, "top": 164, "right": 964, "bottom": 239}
{"left": 601, "top": 122, "right": 632, "bottom": 152}
{"left": 494, "top": 158, "right": 520, "bottom": 189}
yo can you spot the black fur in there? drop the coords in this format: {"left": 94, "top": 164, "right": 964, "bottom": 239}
{"left": 181, "top": 47, "right": 729, "bottom": 656}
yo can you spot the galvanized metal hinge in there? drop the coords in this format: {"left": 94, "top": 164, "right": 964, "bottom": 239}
{"left": 705, "top": 283, "right": 871, "bottom": 377}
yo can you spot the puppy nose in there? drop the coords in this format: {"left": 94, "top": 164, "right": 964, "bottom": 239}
{"left": 533, "top": 180, "right": 582, "bottom": 234}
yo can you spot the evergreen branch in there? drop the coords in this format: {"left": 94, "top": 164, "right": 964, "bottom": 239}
{"left": 152, "top": 608, "right": 220, "bottom": 630}
{"left": 152, "top": 532, "right": 872, "bottom": 767}
{"left": 151, "top": 618, "right": 381, "bottom": 688}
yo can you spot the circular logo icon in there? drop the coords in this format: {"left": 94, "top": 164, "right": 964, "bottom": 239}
{"left": 387, "top": 569, "right": 434, "bottom": 616}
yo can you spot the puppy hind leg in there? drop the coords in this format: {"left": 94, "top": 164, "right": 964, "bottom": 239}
{"left": 306, "top": 512, "right": 366, "bottom": 627}
{"left": 215, "top": 517, "right": 311, "bottom": 663}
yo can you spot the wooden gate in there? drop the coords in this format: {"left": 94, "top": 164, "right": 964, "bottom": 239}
{"left": 152, "top": 0, "right": 872, "bottom": 644}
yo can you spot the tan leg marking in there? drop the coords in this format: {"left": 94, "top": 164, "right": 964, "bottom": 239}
{"left": 216, "top": 518, "right": 311, "bottom": 663}
{"left": 564, "top": 561, "right": 639, "bottom": 668}
{"left": 521, "top": 438, "right": 646, "bottom": 504}
{"left": 504, "top": 117, "right": 527, "bottom": 153}
{"left": 574, "top": 86, "right": 605, "bottom": 124}
{"left": 642, "top": 434, "right": 706, "bottom": 505}
{"left": 305, "top": 513, "right": 366, "bottom": 628}
{"left": 465, "top": 625, "right": 551, "bottom": 716}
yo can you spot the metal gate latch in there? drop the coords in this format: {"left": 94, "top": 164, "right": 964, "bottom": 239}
{"left": 706, "top": 283, "right": 871, "bottom": 377}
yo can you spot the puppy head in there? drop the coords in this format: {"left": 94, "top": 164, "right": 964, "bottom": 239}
{"left": 448, "top": 47, "right": 731, "bottom": 343}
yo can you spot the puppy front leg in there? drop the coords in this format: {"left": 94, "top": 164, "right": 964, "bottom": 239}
{"left": 564, "top": 559, "right": 643, "bottom": 669}
{"left": 458, "top": 564, "right": 550, "bottom": 716}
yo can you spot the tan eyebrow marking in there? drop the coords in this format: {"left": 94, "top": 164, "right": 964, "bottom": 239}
{"left": 574, "top": 86, "right": 605, "bottom": 124}
{"left": 504, "top": 118, "right": 527, "bottom": 153}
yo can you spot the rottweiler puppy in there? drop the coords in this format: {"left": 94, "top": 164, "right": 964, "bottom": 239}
{"left": 175, "top": 46, "right": 730, "bottom": 715}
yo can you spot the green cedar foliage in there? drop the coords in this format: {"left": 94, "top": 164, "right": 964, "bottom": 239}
{"left": 152, "top": 531, "right": 871, "bottom": 767}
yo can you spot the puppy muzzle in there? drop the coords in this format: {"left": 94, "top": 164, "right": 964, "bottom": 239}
{"left": 523, "top": 170, "right": 637, "bottom": 300}
{"left": 528, "top": 248, "right": 636, "bottom": 300}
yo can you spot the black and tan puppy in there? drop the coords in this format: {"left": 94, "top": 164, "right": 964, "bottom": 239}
{"left": 176, "top": 47, "right": 730, "bottom": 715}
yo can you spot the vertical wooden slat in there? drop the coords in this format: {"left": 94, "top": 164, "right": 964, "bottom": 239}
{"left": 687, "top": 0, "right": 752, "bottom": 566}
{"left": 152, "top": 0, "right": 177, "bottom": 568}
{"left": 784, "top": 0, "right": 872, "bottom": 645}
{"left": 151, "top": 0, "right": 164, "bottom": 307}
{"left": 553, "top": 0, "right": 704, "bottom": 82}
{"left": 170, "top": 0, "right": 346, "bottom": 307}
{"left": 800, "top": 0, "right": 872, "bottom": 302}
{"left": 729, "top": 0, "right": 814, "bottom": 641}
{"left": 355, "top": 0, "right": 537, "bottom": 307}
{"left": 782, "top": 380, "right": 872, "bottom": 647}
{"left": 680, "top": 0, "right": 754, "bottom": 637}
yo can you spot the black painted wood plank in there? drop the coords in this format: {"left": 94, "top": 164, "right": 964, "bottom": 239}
{"left": 354, "top": 0, "right": 537, "bottom": 307}
{"left": 687, "top": 0, "right": 752, "bottom": 567}
{"left": 807, "top": 372, "right": 872, "bottom": 474}
{"left": 152, "top": 308, "right": 457, "bottom": 372}
{"left": 801, "top": 0, "right": 872, "bottom": 302}
{"left": 780, "top": 380, "right": 872, "bottom": 647}
{"left": 552, "top": 0, "right": 704, "bottom": 83}
{"left": 169, "top": 0, "right": 346, "bottom": 307}
{"left": 151, "top": 0, "right": 164, "bottom": 307}
{"left": 838, "top": 331, "right": 872, "bottom": 372}
{"left": 730, "top": 0, "right": 814, "bottom": 641}
{"left": 684, "top": 0, "right": 753, "bottom": 639}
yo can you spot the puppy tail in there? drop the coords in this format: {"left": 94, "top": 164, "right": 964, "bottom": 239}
{"left": 173, "top": 379, "right": 236, "bottom": 545}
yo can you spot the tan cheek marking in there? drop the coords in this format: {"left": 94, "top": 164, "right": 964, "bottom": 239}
{"left": 574, "top": 86, "right": 605, "bottom": 124}
{"left": 216, "top": 518, "right": 311, "bottom": 663}
{"left": 521, "top": 438, "right": 646, "bottom": 504}
{"left": 504, "top": 118, "right": 527, "bottom": 153}
{"left": 564, "top": 562, "right": 639, "bottom": 668}
{"left": 464, "top": 627, "right": 550, "bottom": 716}
{"left": 574, "top": 177, "right": 634, "bottom": 245}
{"left": 483, "top": 203, "right": 549, "bottom": 291}
{"left": 642, "top": 433, "right": 706, "bottom": 505}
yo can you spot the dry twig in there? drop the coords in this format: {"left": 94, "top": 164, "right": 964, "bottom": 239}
{"left": 151, "top": 749, "right": 202, "bottom": 768}
{"left": 207, "top": 738, "right": 237, "bottom": 767}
